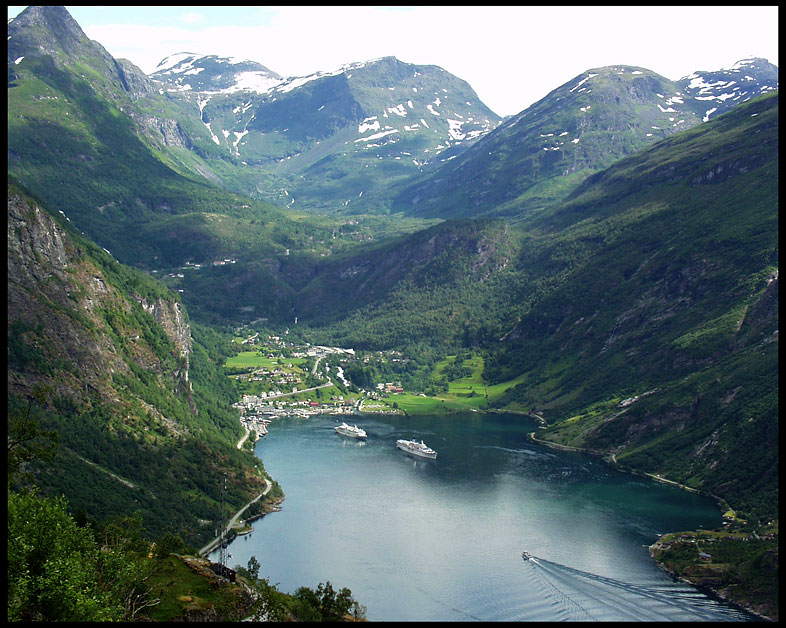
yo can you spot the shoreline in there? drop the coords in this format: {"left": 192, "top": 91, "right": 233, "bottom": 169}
{"left": 648, "top": 545, "right": 774, "bottom": 622}
{"left": 526, "top": 431, "right": 729, "bottom": 509}
{"left": 198, "top": 478, "right": 281, "bottom": 558}
{"left": 527, "top": 430, "right": 773, "bottom": 621}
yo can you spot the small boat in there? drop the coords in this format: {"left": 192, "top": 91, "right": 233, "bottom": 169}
{"left": 396, "top": 438, "right": 437, "bottom": 459}
{"left": 521, "top": 551, "right": 531, "bottom": 561}
{"left": 335, "top": 422, "right": 367, "bottom": 439}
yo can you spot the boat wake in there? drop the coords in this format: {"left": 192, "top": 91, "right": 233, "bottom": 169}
{"left": 522, "top": 555, "right": 748, "bottom": 621}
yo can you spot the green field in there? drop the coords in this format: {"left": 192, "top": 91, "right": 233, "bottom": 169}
{"left": 225, "top": 351, "right": 306, "bottom": 369}
{"left": 390, "top": 354, "right": 528, "bottom": 415}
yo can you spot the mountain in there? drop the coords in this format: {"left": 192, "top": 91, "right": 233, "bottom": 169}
{"left": 145, "top": 54, "right": 501, "bottom": 212}
{"left": 678, "top": 57, "right": 779, "bottom": 121}
{"left": 150, "top": 52, "right": 282, "bottom": 93}
{"left": 7, "top": 5, "right": 345, "bottom": 271}
{"left": 485, "top": 91, "right": 778, "bottom": 520}
{"left": 8, "top": 180, "right": 276, "bottom": 545}
{"left": 7, "top": 5, "right": 778, "bottom": 618}
{"left": 389, "top": 61, "right": 777, "bottom": 220}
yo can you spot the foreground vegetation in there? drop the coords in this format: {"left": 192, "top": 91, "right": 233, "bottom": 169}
{"left": 8, "top": 487, "right": 365, "bottom": 622}
{"left": 650, "top": 522, "right": 778, "bottom": 621}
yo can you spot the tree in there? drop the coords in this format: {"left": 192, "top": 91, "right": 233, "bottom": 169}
{"left": 247, "top": 555, "right": 261, "bottom": 580}
{"left": 315, "top": 580, "right": 357, "bottom": 619}
{"left": 238, "top": 555, "right": 261, "bottom": 581}
{"left": 7, "top": 391, "right": 59, "bottom": 490}
{"left": 154, "top": 532, "right": 186, "bottom": 559}
{"left": 8, "top": 490, "right": 159, "bottom": 622}
{"left": 8, "top": 490, "right": 122, "bottom": 621}
{"left": 291, "top": 586, "right": 322, "bottom": 621}
{"left": 247, "top": 577, "right": 288, "bottom": 621}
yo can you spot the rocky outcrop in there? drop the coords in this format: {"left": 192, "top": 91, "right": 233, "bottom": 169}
{"left": 8, "top": 185, "right": 195, "bottom": 419}
{"left": 8, "top": 190, "right": 130, "bottom": 402}
{"left": 143, "top": 115, "right": 195, "bottom": 149}
{"left": 138, "top": 296, "right": 196, "bottom": 412}
{"left": 139, "top": 297, "right": 192, "bottom": 371}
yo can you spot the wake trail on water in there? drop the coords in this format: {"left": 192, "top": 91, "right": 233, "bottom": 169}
{"left": 528, "top": 559, "right": 594, "bottom": 621}
{"left": 524, "top": 556, "right": 718, "bottom": 621}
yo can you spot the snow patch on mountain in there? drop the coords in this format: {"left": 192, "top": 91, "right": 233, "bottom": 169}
{"left": 358, "top": 117, "right": 380, "bottom": 134}
{"left": 730, "top": 58, "right": 757, "bottom": 70}
{"left": 570, "top": 73, "right": 598, "bottom": 93}
{"left": 447, "top": 119, "right": 465, "bottom": 140}
{"left": 354, "top": 129, "right": 399, "bottom": 143}
{"left": 273, "top": 58, "right": 380, "bottom": 95}
{"left": 155, "top": 52, "right": 200, "bottom": 73}
{"left": 229, "top": 71, "right": 283, "bottom": 93}
{"left": 388, "top": 104, "right": 408, "bottom": 117}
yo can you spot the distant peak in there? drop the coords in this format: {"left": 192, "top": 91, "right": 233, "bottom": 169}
{"left": 155, "top": 52, "right": 205, "bottom": 72}
{"left": 584, "top": 65, "right": 653, "bottom": 75}
{"left": 729, "top": 57, "right": 768, "bottom": 70}
{"left": 11, "top": 5, "right": 84, "bottom": 36}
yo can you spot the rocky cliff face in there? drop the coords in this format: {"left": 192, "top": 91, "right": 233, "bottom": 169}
{"left": 7, "top": 185, "right": 194, "bottom": 421}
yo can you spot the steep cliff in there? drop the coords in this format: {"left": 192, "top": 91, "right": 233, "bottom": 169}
{"left": 8, "top": 184, "right": 194, "bottom": 419}
{"left": 7, "top": 180, "right": 270, "bottom": 544}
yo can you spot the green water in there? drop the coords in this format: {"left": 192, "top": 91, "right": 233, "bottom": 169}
{"left": 216, "top": 412, "right": 756, "bottom": 621}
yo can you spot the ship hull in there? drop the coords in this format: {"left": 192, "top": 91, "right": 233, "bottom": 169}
{"left": 396, "top": 441, "right": 437, "bottom": 459}
{"left": 335, "top": 426, "right": 366, "bottom": 438}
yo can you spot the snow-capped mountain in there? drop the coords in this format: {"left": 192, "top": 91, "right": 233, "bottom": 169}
{"left": 148, "top": 55, "right": 501, "bottom": 212}
{"left": 678, "top": 57, "right": 778, "bottom": 121}
{"left": 389, "top": 58, "right": 777, "bottom": 220}
{"left": 151, "top": 52, "right": 283, "bottom": 94}
{"left": 390, "top": 64, "right": 704, "bottom": 219}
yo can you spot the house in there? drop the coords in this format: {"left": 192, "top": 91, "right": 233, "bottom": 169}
{"left": 698, "top": 552, "right": 712, "bottom": 561}
{"left": 209, "top": 563, "right": 237, "bottom": 582}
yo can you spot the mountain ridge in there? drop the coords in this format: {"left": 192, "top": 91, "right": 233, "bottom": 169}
{"left": 388, "top": 60, "right": 777, "bottom": 221}
{"left": 144, "top": 53, "right": 502, "bottom": 211}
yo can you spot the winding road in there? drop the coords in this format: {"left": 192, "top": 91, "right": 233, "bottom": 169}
{"left": 198, "top": 477, "right": 272, "bottom": 557}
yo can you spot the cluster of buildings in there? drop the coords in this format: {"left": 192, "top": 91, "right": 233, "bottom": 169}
{"left": 233, "top": 393, "right": 359, "bottom": 426}
{"left": 377, "top": 382, "right": 404, "bottom": 393}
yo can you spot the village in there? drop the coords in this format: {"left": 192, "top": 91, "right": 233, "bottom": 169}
{"left": 228, "top": 331, "right": 409, "bottom": 444}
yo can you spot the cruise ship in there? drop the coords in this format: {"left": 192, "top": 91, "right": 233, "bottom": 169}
{"left": 335, "top": 422, "right": 367, "bottom": 439}
{"left": 396, "top": 438, "right": 437, "bottom": 459}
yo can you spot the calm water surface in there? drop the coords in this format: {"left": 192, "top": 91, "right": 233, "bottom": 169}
{"left": 213, "top": 412, "right": 756, "bottom": 621}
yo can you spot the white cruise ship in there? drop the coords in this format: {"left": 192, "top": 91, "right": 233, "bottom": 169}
{"left": 335, "top": 422, "right": 367, "bottom": 439}
{"left": 396, "top": 438, "right": 437, "bottom": 459}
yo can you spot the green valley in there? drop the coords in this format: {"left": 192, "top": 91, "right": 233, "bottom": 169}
{"left": 7, "top": 5, "right": 777, "bottom": 622}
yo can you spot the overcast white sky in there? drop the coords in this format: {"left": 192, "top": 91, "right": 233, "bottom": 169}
{"left": 8, "top": 5, "right": 779, "bottom": 116}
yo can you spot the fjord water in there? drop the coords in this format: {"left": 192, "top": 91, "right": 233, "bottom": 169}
{"left": 221, "top": 413, "right": 754, "bottom": 621}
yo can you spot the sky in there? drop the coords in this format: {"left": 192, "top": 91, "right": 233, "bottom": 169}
{"left": 7, "top": 5, "right": 780, "bottom": 117}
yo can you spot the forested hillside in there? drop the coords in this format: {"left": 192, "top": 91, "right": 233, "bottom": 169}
{"left": 484, "top": 92, "right": 778, "bottom": 521}
{"left": 6, "top": 6, "right": 778, "bottom": 620}
{"left": 8, "top": 181, "right": 277, "bottom": 546}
